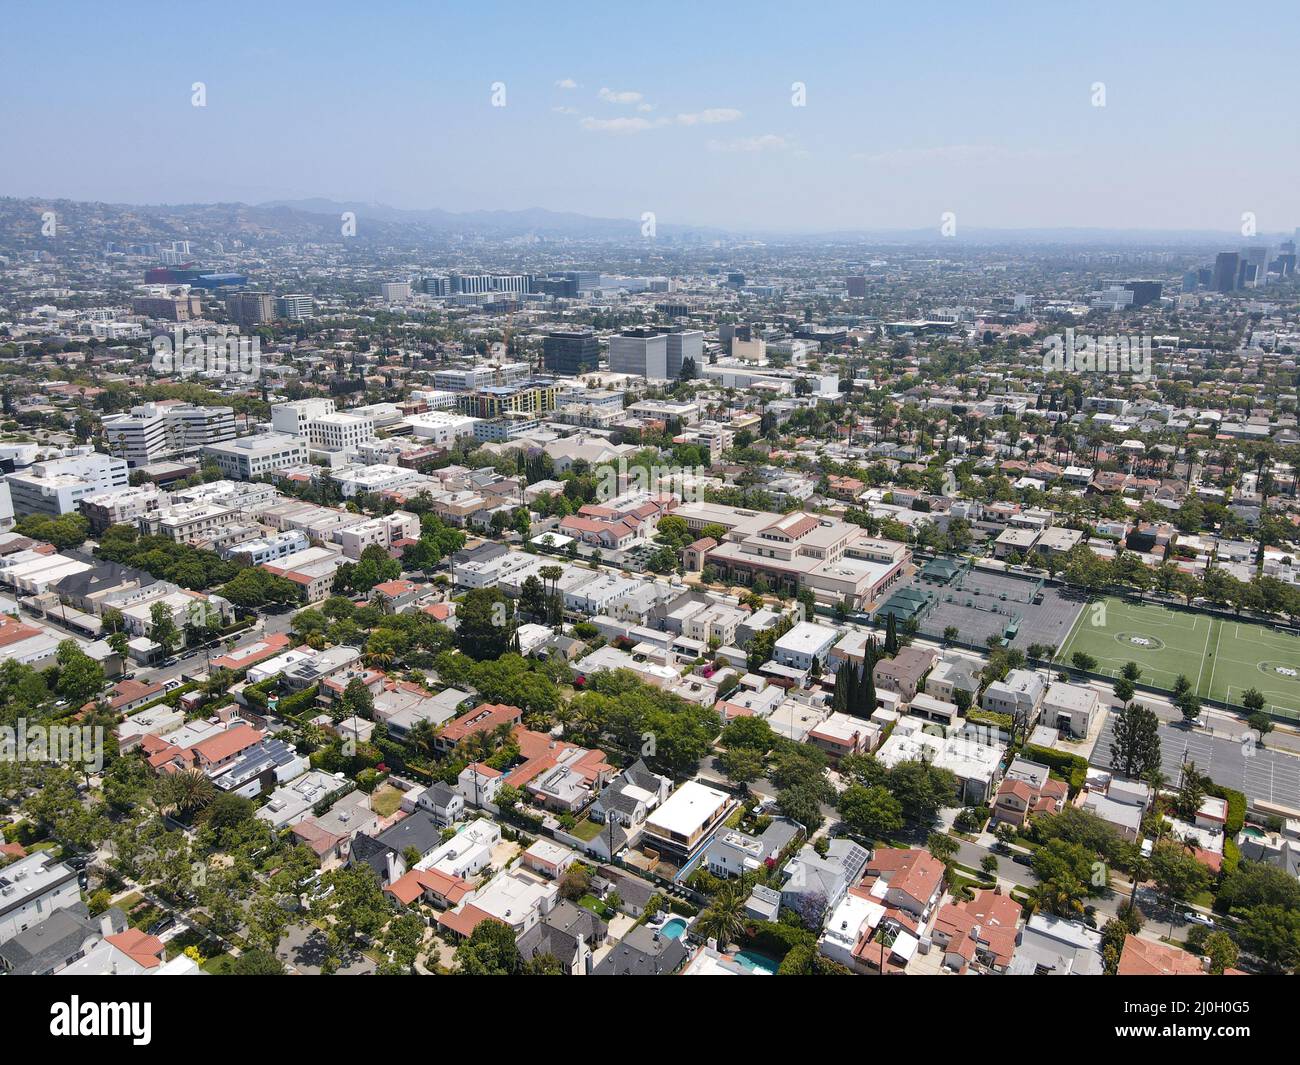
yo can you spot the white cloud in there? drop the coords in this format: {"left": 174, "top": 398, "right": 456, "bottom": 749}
{"left": 597, "top": 87, "right": 644, "bottom": 105}
{"left": 676, "top": 108, "right": 743, "bottom": 126}
{"left": 554, "top": 78, "right": 578, "bottom": 90}
{"left": 708, "top": 133, "right": 789, "bottom": 153}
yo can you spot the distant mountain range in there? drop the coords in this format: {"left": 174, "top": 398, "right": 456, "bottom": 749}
{"left": 257, "top": 199, "right": 731, "bottom": 240}
{"left": 0, "top": 194, "right": 1287, "bottom": 249}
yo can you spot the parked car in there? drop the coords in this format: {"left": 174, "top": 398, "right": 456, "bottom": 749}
{"left": 1183, "top": 911, "right": 1215, "bottom": 928}
{"left": 147, "top": 915, "right": 175, "bottom": 936}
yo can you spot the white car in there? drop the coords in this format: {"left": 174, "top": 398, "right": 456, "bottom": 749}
{"left": 1183, "top": 911, "right": 1215, "bottom": 928}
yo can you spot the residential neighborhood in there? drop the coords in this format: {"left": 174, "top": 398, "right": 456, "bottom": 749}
{"left": 0, "top": 8, "right": 1295, "bottom": 1027}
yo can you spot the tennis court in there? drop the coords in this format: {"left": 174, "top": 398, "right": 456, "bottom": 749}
{"left": 1060, "top": 596, "right": 1300, "bottom": 717}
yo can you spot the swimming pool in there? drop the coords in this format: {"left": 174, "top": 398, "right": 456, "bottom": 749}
{"left": 733, "top": 949, "right": 778, "bottom": 974}
{"left": 660, "top": 917, "right": 688, "bottom": 940}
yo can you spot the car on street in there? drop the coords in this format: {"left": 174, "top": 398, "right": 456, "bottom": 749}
{"left": 1183, "top": 911, "right": 1215, "bottom": 928}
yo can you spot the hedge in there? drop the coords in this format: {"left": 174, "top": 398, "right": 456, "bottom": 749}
{"left": 740, "top": 920, "right": 814, "bottom": 962}
{"left": 274, "top": 684, "right": 321, "bottom": 719}
{"left": 1203, "top": 783, "right": 1246, "bottom": 835}
{"left": 1024, "top": 744, "right": 1089, "bottom": 794}
{"left": 967, "top": 708, "right": 1013, "bottom": 730}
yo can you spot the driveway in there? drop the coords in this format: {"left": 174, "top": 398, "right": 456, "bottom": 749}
{"left": 275, "top": 921, "right": 376, "bottom": 975}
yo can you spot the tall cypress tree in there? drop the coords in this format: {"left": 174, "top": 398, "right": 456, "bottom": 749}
{"left": 832, "top": 666, "right": 849, "bottom": 712}
{"left": 856, "top": 661, "right": 877, "bottom": 716}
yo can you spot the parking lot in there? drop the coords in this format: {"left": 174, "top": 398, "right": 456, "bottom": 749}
{"left": 1092, "top": 710, "right": 1300, "bottom": 812}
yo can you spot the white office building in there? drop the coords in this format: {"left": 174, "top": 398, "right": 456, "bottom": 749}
{"left": 5, "top": 453, "right": 129, "bottom": 516}
{"left": 102, "top": 402, "right": 236, "bottom": 466}
{"left": 308, "top": 412, "right": 375, "bottom": 450}
{"left": 270, "top": 398, "right": 336, "bottom": 437}
{"left": 276, "top": 294, "right": 314, "bottom": 319}
{"left": 203, "top": 434, "right": 310, "bottom": 481}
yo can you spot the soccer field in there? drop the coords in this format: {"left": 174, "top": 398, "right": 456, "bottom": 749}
{"left": 1059, "top": 596, "right": 1300, "bottom": 716}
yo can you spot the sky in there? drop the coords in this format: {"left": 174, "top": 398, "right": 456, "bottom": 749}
{"left": 1, "top": 1, "right": 1297, "bottom": 234}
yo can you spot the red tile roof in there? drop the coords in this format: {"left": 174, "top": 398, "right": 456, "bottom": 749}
{"left": 105, "top": 928, "right": 165, "bottom": 969}
{"left": 1117, "top": 936, "right": 1206, "bottom": 976}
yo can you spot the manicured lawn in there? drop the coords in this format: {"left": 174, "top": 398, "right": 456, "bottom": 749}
{"left": 370, "top": 785, "right": 404, "bottom": 819}
{"left": 578, "top": 894, "right": 611, "bottom": 917}
{"left": 201, "top": 953, "right": 237, "bottom": 975}
{"left": 571, "top": 818, "right": 603, "bottom": 842}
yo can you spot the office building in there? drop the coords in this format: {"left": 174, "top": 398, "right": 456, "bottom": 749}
{"left": 543, "top": 329, "right": 601, "bottom": 375}
{"left": 225, "top": 291, "right": 275, "bottom": 327}
{"left": 1121, "top": 280, "right": 1162, "bottom": 307}
{"left": 1213, "top": 252, "right": 1241, "bottom": 293}
{"left": 277, "top": 294, "right": 314, "bottom": 319}
{"left": 132, "top": 290, "right": 202, "bottom": 322}
{"left": 5, "top": 453, "right": 129, "bottom": 516}
{"left": 203, "top": 434, "right": 310, "bottom": 480}
{"left": 271, "top": 398, "right": 336, "bottom": 436}
{"left": 101, "top": 402, "right": 234, "bottom": 467}
{"left": 608, "top": 328, "right": 670, "bottom": 380}
{"left": 664, "top": 328, "right": 703, "bottom": 377}
{"left": 308, "top": 412, "right": 375, "bottom": 450}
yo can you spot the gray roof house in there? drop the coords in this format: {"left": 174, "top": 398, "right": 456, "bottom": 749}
{"left": 0, "top": 904, "right": 125, "bottom": 976}
{"left": 592, "top": 923, "right": 689, "bottom": 975}
{"left": 780, "top": 839, "right": 870, "bottom": 928}
{"left": 516, "top": 900, "right": 608, "bottom": 975}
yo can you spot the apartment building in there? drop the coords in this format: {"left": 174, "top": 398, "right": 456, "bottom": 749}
{"left": 139, "top": 500, "right": 239, "bottom": 544}
{"left": 79, "top": 484, "right": 169, "bottom": 533}
{"left": 337, "top": 511, "right": 421, "bottom": 559}
{"left": 262, "top": 546, "right": 345, "bottom": 602}
{"left": 0, "top": 854, "right": 83, "bottom": 945}
{"left": 224, "top": 530, "right": 311, "bottom": 566}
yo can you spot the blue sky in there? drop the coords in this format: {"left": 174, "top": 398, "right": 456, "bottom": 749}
{"left": 2, "top": 1, "right": 1297, "bottom": 232}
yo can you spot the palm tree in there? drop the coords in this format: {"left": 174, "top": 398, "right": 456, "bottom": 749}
{"left": 1035, "top": 881, "right": 1082, "bottom": 919}
{"left": 695, "top": 888, "right": 747, "bottom": 949}
{"left": 158, "top": 769, "right": 216, "bottom": 818}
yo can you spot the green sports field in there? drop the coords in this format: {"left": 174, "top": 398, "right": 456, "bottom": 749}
{"left": 1059, "top": 596, "right": 1300, "bottom": 716}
